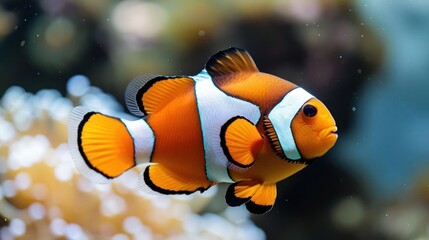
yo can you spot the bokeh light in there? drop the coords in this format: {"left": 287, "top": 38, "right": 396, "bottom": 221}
{"left": 66, "top": 74, "right": 90, "bottom": 97}
{"left": 0, "top": 7, "right": 16, "bottom": 39}
{"left": 111, "top": 1, "right": 168, "bottom": 47}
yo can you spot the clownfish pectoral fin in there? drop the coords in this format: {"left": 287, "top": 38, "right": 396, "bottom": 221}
{"left": 68, "top": 107, "right": 136, "bottom": 183}
{"left": 245, "top": 184, "right": 277, "bottom": 215}
{"left": 205, "top": 47, "right": 259, "bottom": 78}
{"left": 125, "top": 75, "right": 194, "bottom": 117}
{"left": 225, "top": 180, "right": 260, "bottom": 207}
{"left": 140, "top": 164, "right": 212, "bottom": 195}
{"left": 221, "top": 116, "right": 263, "bottom": 168}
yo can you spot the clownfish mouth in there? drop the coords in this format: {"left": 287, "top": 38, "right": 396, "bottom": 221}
{"left": 320, "top": 126, "right": 338, "bottom": 141}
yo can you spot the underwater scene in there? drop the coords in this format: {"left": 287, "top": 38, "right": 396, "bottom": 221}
{"left": 1, "top": 0, "right": 429, "bottom": 239}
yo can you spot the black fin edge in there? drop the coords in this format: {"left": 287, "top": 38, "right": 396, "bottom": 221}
{"left": 143, "top": 166, "right": 209, "bottom": 195}
{"left": 77, "top": 112, "right": 115, "bottom": 179}
{"left": 245, "top": 200, "right": 273, "bottom": 215}
{"left": 220, "top": 116, "right": 255, "bottom": 168}
{"left": 225, "top": 183, "right": 251, "bottom": 207}
{"left": 126, "top": 75, "right": 189, "bottom": 116}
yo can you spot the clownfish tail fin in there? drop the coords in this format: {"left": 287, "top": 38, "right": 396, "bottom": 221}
{"left": 68, "top": 106, "right": 154, "bottom": 183}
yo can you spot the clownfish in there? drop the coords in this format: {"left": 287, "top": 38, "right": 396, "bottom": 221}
{"left": 68, "top": 48, "right": 337, "bottom": 214}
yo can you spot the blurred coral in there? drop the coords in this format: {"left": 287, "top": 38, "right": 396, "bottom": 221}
{"left": 0, "top": 78, "right": 265, "bottom": 240}
{"left": 337, "top": 0, "right": 429, "bottom": 200}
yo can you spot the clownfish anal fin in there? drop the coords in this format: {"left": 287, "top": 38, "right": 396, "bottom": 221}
{"left": 141, "top": 164, "right": 212, "bottom": 195}
{"left": 226, "top": 181, "right": 276, "bottom": 214}
{"left": 221, "top": 116, "right": 263, "bottom": 168}
{"left": 125, "top": 75, "right": 194, "bottom": 117}
{"left": 205, "top": 47, "right": 259, "bottom": 78}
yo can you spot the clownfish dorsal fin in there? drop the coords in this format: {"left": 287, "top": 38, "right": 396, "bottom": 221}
{"left": 221, "top": 116, "right": 263, "bottom": 168}
{"left": 225, "top": 181, "right": 277, "bottom": 214}
{"left": 125, "top": 75, "right": 194, "bottom": 117}
{"left": 140, "top": 163, "right": 212, "bottom": 195}
{"left": 205, "top": 47, "right": 259, "bottom": 78}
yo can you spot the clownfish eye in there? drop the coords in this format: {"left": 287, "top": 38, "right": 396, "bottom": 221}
{"left": 303, "top": 104, "right": 317, "bottom": 118}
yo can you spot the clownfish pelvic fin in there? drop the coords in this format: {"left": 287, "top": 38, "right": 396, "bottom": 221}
{"left": 225, "top": 180, "right": 277, "bottom": 215}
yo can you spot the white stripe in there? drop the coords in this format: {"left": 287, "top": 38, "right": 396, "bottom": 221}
{"left": 121, "top": 118, "right": 154, "bottom": 164}
{"left": 194, "top": 70, "right": 260, "bottom": 183}
{"left": 268, "top": 88, "right": 314, "bottom": 160}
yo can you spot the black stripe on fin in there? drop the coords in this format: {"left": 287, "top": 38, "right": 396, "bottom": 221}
{"left": 68, "top": 106, "right": 127, "bottom": 183}
{"left": 125, "top": 74, "right": 162, "bottom": 117}
{"left": 68, "top": 106, "right": 112, "bottom": 183}
{"left": 143, "top": 165, "right": 210, "bottom": 195}
{"left": 125, "top": 75, "right": 193, "bottom": 117}
{"left": 246, "top": 183, "right": 276, "bottom": 214}
{"left": 245, "top": 200, "right": 273, "bottom": 215}
{"left": 205, "top": 47, "right": 259, "bottom": 78}
{"left": 68, "top": 106, "right": 136, "bottom": 183}
{"left": 77, "top": 111, "right": 115, "bottom": 179}
{"left": 225, "top": 183, "right": 251, "bottom": 206}
{"left": 220, "top": 116, "right": 261, "bottom": 169}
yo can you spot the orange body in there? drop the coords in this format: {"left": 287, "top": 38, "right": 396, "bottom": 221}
{"left": 144, "top": 79, "right": 214, "bottom": 188}
{"left": 68, "top": 47, "right": 337, "bottom": 214}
